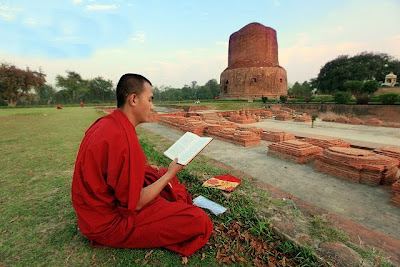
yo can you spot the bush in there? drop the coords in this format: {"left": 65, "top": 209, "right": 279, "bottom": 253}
{"left": 361, "top": 80, "right": 379, "bottom": 95}
{"left": 334, "top": 91, "right": 351, "bottom": 104}
{"left": 315, "top": 95, "right": 332, "bottom": 103}
{"left": 261, "top": 96, "right": 268, "bottom": 103}
{"left": 356, "top": 94, "right": 370, "bottom": 104}
{"left": 344, "top": 80, "right": 363, "bottom": 95}
{"left": 0, "top": 99, "right": 7, "bottom": 106}
{"left": 303, "top": 96, "right": 313, "bottom": 103}
{"left": 369, "top": 96, "right": 380, "bottom": 103}
{"left": 379, "top": 93, "right": 399, "bottom": 105}
{"left": 280, "top": 95, "right": 288, "bottom": 103}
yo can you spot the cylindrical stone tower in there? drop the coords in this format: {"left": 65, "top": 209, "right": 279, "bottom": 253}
{"left": 220, "top": 22, "right": 287, "bottom": 99}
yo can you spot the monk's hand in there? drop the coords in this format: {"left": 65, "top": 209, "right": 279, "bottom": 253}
{"left": 167, "top": 158, "right": 184, "bottom": 177}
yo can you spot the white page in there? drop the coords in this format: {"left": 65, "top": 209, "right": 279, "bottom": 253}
{"left": 164, "top": 132, "right": 212, "bottom": 165}
{"left": 164, "top": 132, "right": 198, "bottom": 162}
{"left": 177, "top": 137, "right": 212, "bottom": 164}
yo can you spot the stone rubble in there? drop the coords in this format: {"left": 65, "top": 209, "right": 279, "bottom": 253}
{"left": 275, "top": 113, "right": 293, "bottom": 121}
{"left": 294, "top": 114, "right": 312, "bottom": 122}
{"left": 322, "top": 117, "right": 335, "bottom": 122}
{"left": 347, "top": 117, "right": 363, "bottom": 125}
{"left": 335, "top": 117, "right": 349, "bottom": 124}
{"left": 364, "top": 118, "right": 384, "bottom": 127}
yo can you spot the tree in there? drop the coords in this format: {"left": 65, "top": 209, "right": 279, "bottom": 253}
{"left": 313, "top": 52, "right": 400, "bottom": 94}
{"left": 344, "top": 80, "right": 363, "bottom": 96}
{"left": 88, "top": 77, "right": 114, "bottom": 102}
{"left": 334, "top": 91, "right": 351, "bottom": 104}
{"left": 35, "top": 84, "right": 56, "bottom": 104}
{"left": 361, "top": 80, "right": 379, "bottom": 95}
{"left": 204, "top": 79, "right": 220, "bottom": 98}
{"left": 56, "top": 71, "right": 88, "bottom": 103}
{"left": 0, "top": 63, "right": 46, "bottom": 106}
{"left": 181, "top": 85, "right": 194, "bottom": 100}
{"left": 289, "top": 81, "right": 312, "bottom": 97}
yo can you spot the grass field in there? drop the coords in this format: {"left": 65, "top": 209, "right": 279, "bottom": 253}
{"left": 0, "top": 107, "right": 323, "bottom": 266}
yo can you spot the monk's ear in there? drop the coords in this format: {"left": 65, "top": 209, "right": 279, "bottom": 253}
{"left": 127, "top": 94, "right": 138, "bottom": 107}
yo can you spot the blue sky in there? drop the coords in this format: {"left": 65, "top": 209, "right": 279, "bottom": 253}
{"left": 1, "top": 0, "right": 399, "bottom": 88}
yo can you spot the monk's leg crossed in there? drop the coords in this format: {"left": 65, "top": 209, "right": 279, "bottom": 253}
{"left": 123, "top": 197, "right": 213, "bottom": 256}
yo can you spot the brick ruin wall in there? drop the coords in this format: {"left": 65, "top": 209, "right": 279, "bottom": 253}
{"left": 282, "top": 103, "right": 400, "bottom": 123}
{"left": 107, "top": 105, "right": 400, "bottom": 208}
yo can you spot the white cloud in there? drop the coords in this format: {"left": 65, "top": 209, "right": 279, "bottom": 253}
{"left": 0, "top": 4, "right": 22, "bottom": 21}
{"left": 130, "top": 31, "right": 145, "bottom": 43}
{"left": 25, "top": 18, "right": 37, "bottom": 25}
{"left": 73, "top": 0, "right": 84, "bottom": 4}
{"left": 0, "top": 11, "right": 14, "bottom": 20}
{"left": 86, "top": 4, "right": 117, "bottom": 11}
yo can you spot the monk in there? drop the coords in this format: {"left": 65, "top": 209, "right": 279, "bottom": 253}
{"left": 71, "top": 73, "right": 213, "bottom": 257}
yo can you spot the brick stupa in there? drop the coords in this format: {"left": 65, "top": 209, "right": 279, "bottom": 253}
{"left": 220, "top": 23, "right": 287, "bottom": 99}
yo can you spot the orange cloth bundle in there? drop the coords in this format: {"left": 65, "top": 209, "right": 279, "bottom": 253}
{"left": 203, "top": 175, "right": 242, "bottom": 192}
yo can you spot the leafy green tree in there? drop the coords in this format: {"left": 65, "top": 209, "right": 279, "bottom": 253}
{"left": 88, "top": 77, "right": 114, "bottom": 102}
{"left": 54, "top": 89, "right": 70, "bottom": 103}
{"left": 344, "top": 80, "right": 363, "bottom": 95}
{"left": 153, "top": 86, "right": 161, "bottom": 101}
{"left": 280, "top": 95, "right": 288, "bottom": 103}
{"left": 313, "top": 52, "right": 400, "bottom": 94}
{"left": 181, "top": 85, "right": 194, "bottom": 100}
{"left": 334, "top": 91, "right": 351, "bottom": 104}
{"left": 361, "top": 80, "right": 379, "bottom": 95}
{"left": 56, "top": 71, "right": 88, "bottom": 103}
{"left": 0, "top": 63, "right": 46, "bottom": 106}
{"left": 35, "top": 84, "right": 56, "bottom": 104}
{"left": 290, "top": 81, "right": 312, "bottom": 97}
{"left": 204, "top": 79, "right": 220, "bottom": 98}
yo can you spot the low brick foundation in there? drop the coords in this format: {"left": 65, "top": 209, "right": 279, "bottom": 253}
{"left": 268, "top": 140, "right": 323, "bottom": 163}
{"left": 301, "top": 136, "right": 350, "bottom": 149}
{"left": 314, "top": 147, "right": 399, "bottom": 186}
{"left": 391, "top": 181, "right": 400, "bottom": 207}
{"left": 261, "top": 131, "right": 296, "bottom": 142}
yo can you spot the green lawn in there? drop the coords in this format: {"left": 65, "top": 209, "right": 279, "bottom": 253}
{"left": 0, "top": 107, "right": 322, "bottom": 266}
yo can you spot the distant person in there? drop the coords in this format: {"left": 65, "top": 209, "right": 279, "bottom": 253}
{"left": 71, "top": 73, "right": 213, "bottom": 257}
{"left": 80, "top": 102, "right": 84, "bottom": 108}
{"left": 56, "top": 104, "right": 62, "bottom": 109}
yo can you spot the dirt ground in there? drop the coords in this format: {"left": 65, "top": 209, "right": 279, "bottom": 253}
{"left": 142, "top": 114, "right": 400, "bottom": 242}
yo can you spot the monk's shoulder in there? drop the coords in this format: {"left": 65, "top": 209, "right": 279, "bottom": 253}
{"left": 86, "top": 115, "right": 128, "bottom": 146}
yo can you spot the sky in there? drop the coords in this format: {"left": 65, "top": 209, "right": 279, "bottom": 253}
{"left": 1, "top": 0, "right": 400, "bottom": 89}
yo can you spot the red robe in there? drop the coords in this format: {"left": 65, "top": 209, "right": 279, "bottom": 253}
{"left": 71, "top": 109, "right": 213, "bottom": 256}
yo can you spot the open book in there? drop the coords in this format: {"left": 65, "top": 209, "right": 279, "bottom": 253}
{"left": 164, "top": 132, "right": 213, "bottom": 165}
